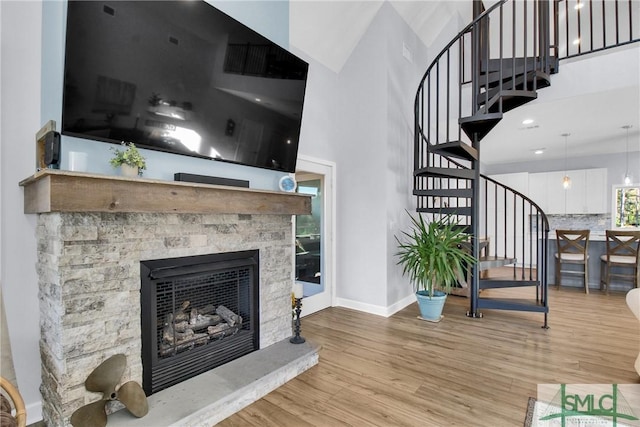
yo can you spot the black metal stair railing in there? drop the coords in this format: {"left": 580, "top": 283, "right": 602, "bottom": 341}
{"left": 554, "top": 0, "right": 640, "bottom": 60}
{"left": 477, "top": 174, "right": 550, "bottom": 311}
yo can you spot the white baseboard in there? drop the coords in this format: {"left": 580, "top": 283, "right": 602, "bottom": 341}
{"left": 26, "top": 401, "right": 43, "bottom": 426}
{"left": 335, "top": 293, "right": 415, "bottom": 318}
{"left": 385, "top": 294, "right": 416, "bottom": 316}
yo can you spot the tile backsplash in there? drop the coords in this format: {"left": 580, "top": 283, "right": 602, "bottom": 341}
{"left": 547, "top": 214, "right": 610, "bottom": 235}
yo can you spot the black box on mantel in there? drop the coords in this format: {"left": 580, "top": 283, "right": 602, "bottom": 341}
{"left": 174, "top": 173, "right": 249, "bottom": 188}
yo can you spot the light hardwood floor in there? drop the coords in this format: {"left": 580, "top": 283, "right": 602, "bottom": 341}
{"left": 217, "top": 287, "right": 640, "bottom": 426}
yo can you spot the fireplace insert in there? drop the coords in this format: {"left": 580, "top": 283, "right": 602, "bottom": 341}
{"left": 140, "top": 250, "right": 259, "bottom": 394}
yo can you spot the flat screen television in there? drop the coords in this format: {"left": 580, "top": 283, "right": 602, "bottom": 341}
{"left": 62, "top": 1, "right": 308, "bottom": 173}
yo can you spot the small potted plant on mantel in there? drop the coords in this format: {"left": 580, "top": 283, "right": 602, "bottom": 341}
{"left": 395, "top": 211, "right": 476, "bottom": 322}
{"left": 109, "top": 141, "right": 146, "bottom": 177}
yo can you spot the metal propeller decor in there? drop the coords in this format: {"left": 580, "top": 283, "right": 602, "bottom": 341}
{"left": 70, "top": 354, "right": 148, "bottom": 427}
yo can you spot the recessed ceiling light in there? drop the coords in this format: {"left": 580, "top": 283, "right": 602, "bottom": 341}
{"left": 534, "top": 149, "right": 545, "bottom": 155}
{"left": 522, "top": 119, "right": 534, "bottom": 125}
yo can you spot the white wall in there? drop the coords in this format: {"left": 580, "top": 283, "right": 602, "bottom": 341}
{"left": 292, "top": 4, "right": 432, "bottom": 315}
{"left": 1, "top": 1, "right": 44, "bottom": 422}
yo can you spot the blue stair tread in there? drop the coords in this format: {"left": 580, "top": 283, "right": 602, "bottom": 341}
{"left": 478, "top": 256, "right": 516, "bottom": 270}
{"left": 459, "top": 112, "right": 503, "bottom": 141}
{"left": 479, "top": 68, "right": 553, "bottom": 90}
{"left": 477, "top": 297, "right": 548, "bottom": 313}
{"left": 431, "top": 141, "right": 478, "bottom": 161}
{"left": 416, "top": 207, "right": 472, "bottom": 216}
{"left": 413, "top": 188, "right": 473, "bottom": 198}
{"left": 481, "top": 56, "right": 559, "bottom": 75}
{"left": 479, "top": 279, "right": 540, "bottom": 289}
{"left": 478, "top": 89, "right": 537, "bottom": 114}
{"left": 414, "top": 167, "right": 475, "bottom": 180}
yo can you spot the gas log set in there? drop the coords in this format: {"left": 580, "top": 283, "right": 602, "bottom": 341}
{"left": 161, "top": 302, "right": 243, "bottom": 357}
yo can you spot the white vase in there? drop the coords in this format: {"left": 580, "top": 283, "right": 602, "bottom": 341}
{"left": 120, "top": 164, "right": 139, "bottom": 177}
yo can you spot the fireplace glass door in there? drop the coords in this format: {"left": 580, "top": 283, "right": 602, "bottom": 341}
{"left": 140, "top": 251, "right": 259, "bottom": 394}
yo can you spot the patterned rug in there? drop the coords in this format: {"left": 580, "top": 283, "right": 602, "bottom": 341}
{"left": 524, "top": 397, "right": 536, "bottom": 427}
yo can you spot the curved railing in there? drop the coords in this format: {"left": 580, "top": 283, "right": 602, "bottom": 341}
{"left": 480, "top": 173, "right": 550, "bottom": 304}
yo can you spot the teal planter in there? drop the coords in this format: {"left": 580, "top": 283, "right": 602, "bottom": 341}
{"left": 415, "top": 290, "right": 447, "bottom": 321}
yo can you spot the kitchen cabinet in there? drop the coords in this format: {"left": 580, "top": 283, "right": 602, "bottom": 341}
{"left": 527, "top": 168, "right": 607, "bottom": 214}
{"left": 527, "top": 173, "right": 547, "bottom": 211}
{"left": 546, "top": 171, "right": 568, "bottom": 214}
{"left": 564, "top": 169, "right": 586, "bottom": 213}
{"left": 584, "top": 168, "right": 607, "bottom": 213}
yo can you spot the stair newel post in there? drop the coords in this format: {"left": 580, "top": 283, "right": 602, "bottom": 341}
{"left": 541, "top": 217, "right": 550, "bottom": 329}
{"left": 467, "top": 132, "right": 483, "bottom": 319}
{"left": 466, "top": 3, "right": 484, "bottom": 319}
{"left": 538, "top": 0, "right": 551, "bottom": 76}
{"left": 414, "top": 86, "right": 420, "bottom": 173}
{"left": 552, "top": 0, "right": 558, "bottom": 60}
{"left": 471, "top": 18, "right": 480, "bottom": 118}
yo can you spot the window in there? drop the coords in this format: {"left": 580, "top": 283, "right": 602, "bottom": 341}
{"left": 612, "top": 185, "right": 640, "bottom": 228}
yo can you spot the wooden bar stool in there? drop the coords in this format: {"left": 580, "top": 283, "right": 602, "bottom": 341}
{"left": 555, "top": 229, "right": 590, "bottom": 293}
{"left": 600, "top": 230, "right": 640, "bottom": 294}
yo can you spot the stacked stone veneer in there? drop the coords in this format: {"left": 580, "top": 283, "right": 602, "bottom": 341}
{"left": 36, "top": 212, "right": 294, "bottom": 426}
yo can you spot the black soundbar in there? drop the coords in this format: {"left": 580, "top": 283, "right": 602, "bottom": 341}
{"left": 174, "top": 173, "right": 249, "bottom": 188}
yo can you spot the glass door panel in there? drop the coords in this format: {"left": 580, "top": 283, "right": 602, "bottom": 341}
{"left": 295, "top": 178, "right": 323, "bottom": 297}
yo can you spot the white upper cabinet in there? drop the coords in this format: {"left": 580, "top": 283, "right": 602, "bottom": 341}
{"left": 527, "top": 173, "right": 548, "bottom": 211}
{"left": 583, "top": 168, "right": 607, "bottom": 213}
{"left": 525, "top": 168, "right": 608, "bottom": 214}
{"left": 564, "top": 169, "right": 586, "bottom": 213}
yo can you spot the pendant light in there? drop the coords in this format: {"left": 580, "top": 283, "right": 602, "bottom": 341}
{"left": 622, "top": 125, "right": 632, "bottom": 185}
{"left": 561, "top": 133, "right": 571, "bottom": 190}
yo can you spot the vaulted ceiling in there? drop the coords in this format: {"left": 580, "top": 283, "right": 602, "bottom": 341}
{"left": 288, "top": 1, "right": 640, "bottom": 166}
{"left": 290, "top": 1, "right": 470, "bottom": 73}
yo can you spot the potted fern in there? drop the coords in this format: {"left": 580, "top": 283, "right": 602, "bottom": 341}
{"left": 110, "top": 142, "right": 146, "bottom": 177}
{"left": 395, "top": 211, "right": 476, "bottom": 321}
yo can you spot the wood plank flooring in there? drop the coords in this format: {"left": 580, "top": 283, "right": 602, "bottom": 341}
{"left": 217, "top": 287, "right": 640, "bottom": 426}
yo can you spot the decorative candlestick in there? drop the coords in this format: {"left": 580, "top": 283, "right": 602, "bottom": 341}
{"left": 290, "top": 297, "right": 305, "bottom": 344}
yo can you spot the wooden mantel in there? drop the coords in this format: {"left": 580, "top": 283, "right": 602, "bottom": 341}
{"left": 19, "top": 170, "right": 311, "bottom": 215}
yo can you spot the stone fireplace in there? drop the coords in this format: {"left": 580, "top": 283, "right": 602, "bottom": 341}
{"left": 20, "top": 170, "right": 314, "bottom": 426}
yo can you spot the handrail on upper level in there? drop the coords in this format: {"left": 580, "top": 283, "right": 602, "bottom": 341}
{"left": 554, "top": 0, "right": 639, "bottom": 60}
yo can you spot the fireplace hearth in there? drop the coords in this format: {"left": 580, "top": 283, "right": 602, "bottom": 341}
{"left": 141, "top": 251, "right": 260, "bottom": 394}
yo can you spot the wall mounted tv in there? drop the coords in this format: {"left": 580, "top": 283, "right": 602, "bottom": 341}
{"left": 62, "top": 1, "right": 308, "bottom": 173}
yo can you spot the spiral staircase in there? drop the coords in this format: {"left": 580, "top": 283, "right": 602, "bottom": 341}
{"left": 414, "top": 0, "right": 639, "bottom": 327}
